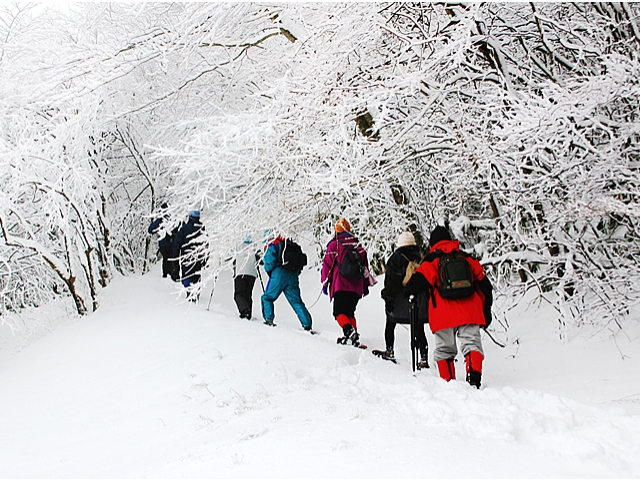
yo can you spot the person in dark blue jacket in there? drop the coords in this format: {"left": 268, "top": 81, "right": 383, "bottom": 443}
{"left": 261, "top": 235, "right": 312, "bottom": 330}
{"left": 173, "top": 210, "right": 206, "bottom": 300}
{"left": 148, "top": 203, "right": 178, "bottom": 279}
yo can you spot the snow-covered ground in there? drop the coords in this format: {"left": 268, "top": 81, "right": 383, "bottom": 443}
{"left": 1, "top": 261, "right": 640, "bottom": 478}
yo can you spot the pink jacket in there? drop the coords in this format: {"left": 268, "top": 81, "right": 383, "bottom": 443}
{"left": 321, "top": 232, "right": 372, "bottom": 299}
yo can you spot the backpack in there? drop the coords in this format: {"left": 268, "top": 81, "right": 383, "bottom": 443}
{"left": 337, "top": 239, "right": 366, "bottom": 279}
{"left": 436, "top": 250, "right": 474, "bottom": 299}
{"left": 281, "top": 239, "right": 307, "bottom": 271}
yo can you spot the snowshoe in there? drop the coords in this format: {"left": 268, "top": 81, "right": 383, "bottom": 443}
{"left": 372, "top": 349, "right": 397, "bottom": 364}
{"left": 299, "top": 327, "right": 319, "bottom": 335}
{"left": 336, "top": 336, "right": 367, "bottom": 349}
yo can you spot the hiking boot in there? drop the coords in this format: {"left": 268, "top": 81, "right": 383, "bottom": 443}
{"left": 467, "top": 371, "right": 481, "bottom": 388}
{"left": 417, "top": 355, "right": 429, "bottom": 370}
{"left": 382, "top": 348, "right": 395, "bottom": 362}
{"left": 348, "top": 328, "right": 360, "bottom": 346}
{"left": 465, "top": 351, "right": 483, "bottom": 388}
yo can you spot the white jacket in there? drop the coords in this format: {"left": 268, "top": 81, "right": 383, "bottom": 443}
{"left": 233, "top": 241, "right": 260, "bottom": 277}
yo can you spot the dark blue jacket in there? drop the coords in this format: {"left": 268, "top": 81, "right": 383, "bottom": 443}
{"left": 173, "top": 217, "right": 204, "bottom": 258}
{"left": 173, "top": 217, "right": 206, "bottom": 277}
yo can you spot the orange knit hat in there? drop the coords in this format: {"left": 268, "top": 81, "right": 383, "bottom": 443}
{"left": 335, "top": 218, "right": 351, "bottom": 233}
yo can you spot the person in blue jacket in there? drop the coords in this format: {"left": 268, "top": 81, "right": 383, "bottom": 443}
{"left": 261, "top": 235, "right": 312, "bottom": 330}
{"left": 173, "top": 210, "right": 207, "bottom": 300}
{"left": 148, "top": 203, "right": 178, "bottom": 279}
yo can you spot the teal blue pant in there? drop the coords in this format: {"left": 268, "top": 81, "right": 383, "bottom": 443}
{"left": 261, "top": 267, "right": 312, "bottom": 329}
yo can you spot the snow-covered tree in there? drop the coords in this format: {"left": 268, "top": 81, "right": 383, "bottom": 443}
{"left": 1, "top": 3, "right": 639, "bottom": 340}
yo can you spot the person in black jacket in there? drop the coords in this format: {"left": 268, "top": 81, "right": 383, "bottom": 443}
{"left": 379, "top": 231, "right": 429, "bottom": 367}
{"left": 173, "top": 210, "right": 206, "bottom": 300}
{"left": 148, "top": 203, "right": 178, "bottom": 280}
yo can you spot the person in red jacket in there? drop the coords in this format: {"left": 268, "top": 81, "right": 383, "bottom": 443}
{"left": 406, "top": 226, "right": 493, "bottom": 388}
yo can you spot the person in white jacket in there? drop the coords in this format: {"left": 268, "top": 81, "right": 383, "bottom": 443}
{"left": 233, "top": 236, "right": 262, "bottom": 319}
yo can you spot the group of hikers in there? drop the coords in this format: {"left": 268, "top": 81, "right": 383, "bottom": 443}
{"left": 148, "top": 205, "right": 206, "bottom": 300}
{"left": 150, "top": 211, "right": 493, "bottom": 389}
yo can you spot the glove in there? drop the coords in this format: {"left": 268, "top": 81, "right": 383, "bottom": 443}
{"left": 322, "top": 283, "right": 328, "bottom": 295}
{"left": 384, "top": 299, "right": 394, "bottom": 316}
{"left": 483, "top": 307, "right": 492, "bottom": 328}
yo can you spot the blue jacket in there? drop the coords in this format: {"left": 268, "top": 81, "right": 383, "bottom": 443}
{"left": 263, "top": 237, "right": 287, "bottom": 276}
{"left": 261, "top": 237, "right": 311, "bottom": 328}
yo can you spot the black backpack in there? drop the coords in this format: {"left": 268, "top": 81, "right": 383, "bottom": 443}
{"left": 436, "top": 250, "right": 474, "bottom": 299}
{"left": 337, "top": 239, "right": 365, "bottom": 279}
{"left": 281, "top": 239, "right": 307, "bottom": 271}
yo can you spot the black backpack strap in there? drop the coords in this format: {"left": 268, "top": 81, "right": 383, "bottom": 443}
{"left": 336, "top": 236, "right": 359, "bottom": 254}
{"left": 423, "top": 251, "right": 441, "bottom": 308}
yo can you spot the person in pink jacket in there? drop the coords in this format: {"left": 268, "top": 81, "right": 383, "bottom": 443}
{"left": 321, "top": 218, "right": 374, "bottom": 346}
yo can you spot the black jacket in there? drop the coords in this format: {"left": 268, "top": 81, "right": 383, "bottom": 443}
{"left": 381, "top": 245, "right": 428, "bottom": 324}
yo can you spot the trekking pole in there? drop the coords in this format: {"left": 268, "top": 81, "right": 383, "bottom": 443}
{"left": 206, "top": 274, "right": 218, "bottom": 311}
{"left": 409, "top": 294, "right": 417, "bottom": 372}
{"left": 307, "top": 287, "right": 325, "bottom": 309}
{"left": 484, "top": 328, "right": 506, "bottom": 348}
{"left": 256, "top": 267, "right": 265, "bottom": 293}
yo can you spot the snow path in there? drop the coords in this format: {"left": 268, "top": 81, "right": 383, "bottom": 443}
{"left": 1, "top": 267, "right": 639, "bottom": 478}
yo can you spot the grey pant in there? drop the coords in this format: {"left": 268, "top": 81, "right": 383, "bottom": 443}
{"left": 433, "top": 324, "right": 484, "bottom": 362}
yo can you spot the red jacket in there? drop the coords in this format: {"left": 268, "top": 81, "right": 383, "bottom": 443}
{"left": 415, "top": 239, "right": 487, "bottom": 333}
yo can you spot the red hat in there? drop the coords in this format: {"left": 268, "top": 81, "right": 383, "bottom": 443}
{"left": 335, "top": 218, "right": 351, "bottom": 233}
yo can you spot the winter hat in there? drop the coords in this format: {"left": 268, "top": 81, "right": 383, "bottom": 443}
{"left": 429, "top": 226, "right": 452, "bottom": 247}
{"left": 335, "top": 218, "right": 351, "bottom": 234}
{"left": 396, "top": 231, "right": 416, "bottom": 248}
{"left": 189, "top": 210, "right": 201, "bottom": 219}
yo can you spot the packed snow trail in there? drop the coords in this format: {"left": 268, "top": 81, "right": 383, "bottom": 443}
{"left": 0, "top": 265, "right": 639, "bottom": 478}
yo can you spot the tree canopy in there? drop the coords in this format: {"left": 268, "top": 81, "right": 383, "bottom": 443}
{"left": 1, "top": 2, "right": 639, "bottom": 340}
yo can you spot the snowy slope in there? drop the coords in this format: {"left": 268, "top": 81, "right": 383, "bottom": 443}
{"left": 1, "top": 263, "right": 640, "bottom": 478}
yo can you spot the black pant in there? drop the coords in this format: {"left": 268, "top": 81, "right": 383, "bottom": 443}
{"left": 234, "top": 275, "right": 256, "bottom": 318}
{"left": 332, "top": 291, "right": 360, "bottom": 318}
{"left": 159, "top": 246, "right": 177, "bottom": 278}
{"left": 385, "top": 315, "right": 428, "bottom": 356}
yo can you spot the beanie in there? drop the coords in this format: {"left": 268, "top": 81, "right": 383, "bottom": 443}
{"left": 335, "top": 218, "right": 351, "bottom": 234}
{"left": 429, "top": 226, "right": 452, "bottom": 248}
{"left": 396, "top": 231, "right": 416, "bottom": 248}
{"left": 189, "top": 210, "right": 200, "bottom": 219}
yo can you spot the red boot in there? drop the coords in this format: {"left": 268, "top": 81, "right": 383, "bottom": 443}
{"left": 436, "top": 358, "right": 456, "bottom": 382}
{"left": 465, "top": 350, "right": 483, "bottom": 388}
